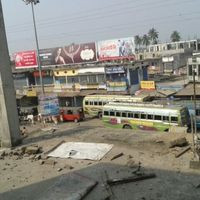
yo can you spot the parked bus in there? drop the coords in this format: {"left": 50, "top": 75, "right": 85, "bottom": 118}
{"left": 102, "top": 102, "right": 190, "bottom": 132}
{"left": 83, "top": 94, "right": 151, "bottom": 118}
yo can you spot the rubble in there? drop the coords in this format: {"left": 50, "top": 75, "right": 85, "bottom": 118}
{"left": 169, "top": 137, "right": 188, "bottom": 148}
{"left": 25, "top": 146, "right": 41, "bottom": 155}
{"left": 175, "top": 146, "right": 191, "bottom": 158}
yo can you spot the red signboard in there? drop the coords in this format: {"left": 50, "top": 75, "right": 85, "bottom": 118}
{"left": 14, "top": 51, "right": 38, "bottom": 69}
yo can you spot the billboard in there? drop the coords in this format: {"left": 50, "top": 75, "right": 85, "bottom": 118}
{"left": 14, "top": 50, "right": 38, "bottom": 69}
{"left": 97, "top": 37, "right": 135, "bottom": 61}
{"left": 38, "top": 94, "right": 60, "bottom": 116}
{"left": 39, "top": 42, "right": 97, "bottom": 67}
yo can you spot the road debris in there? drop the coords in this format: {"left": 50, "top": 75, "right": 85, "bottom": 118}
{"left": 169, "top": 137, "right": 188, "bottom": 148}
{"left": 110, "top": 152, "right": 124, "bottom": 161}
{"left": 175, "top": 146, "right": 191, "bottom": 158}
{"left": 107, "top": 173, "right": 156, "bottom": 186}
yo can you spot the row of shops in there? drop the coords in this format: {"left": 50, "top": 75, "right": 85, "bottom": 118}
{"left": 13, "top": 63, "right": 148, "bottom": 95}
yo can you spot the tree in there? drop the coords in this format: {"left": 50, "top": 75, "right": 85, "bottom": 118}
{"left": 134, "top": 35, "right": 142, "bottom": 49}
{"left": 170, "top": 31, "right": 181, "bottom": 42}
{"left": 148, "top": 28, "right": 159, "bottom": 44}
{"left": 142, "top": 34, "right": 150, "bottom": 47}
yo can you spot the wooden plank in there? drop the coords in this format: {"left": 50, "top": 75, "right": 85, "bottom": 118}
{"left": 110, "top": 153, "right": 124, "bottom": 161}
{"left": 175, "top": 146, "right": 191, "bottom": 158}
{"left": 107, "top": 173, "right": 156, "bottom": 186}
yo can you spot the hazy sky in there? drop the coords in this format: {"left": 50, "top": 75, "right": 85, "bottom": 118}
{"left": 2, "top": 0, "right": 200, "bottom": 54}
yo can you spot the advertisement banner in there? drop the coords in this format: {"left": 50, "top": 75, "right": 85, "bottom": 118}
{"left": 14, "top": 50, "right": 38, "bottom": 69}
{"left": 140, "top": 81, "right": 155, "bottom": 90}
{"left": 39, "top": 42, "right": 97, "bottom": 67}
{"left": 38, "top": 94, "right": 59, "bottom": 116}
{"left": 97, "top": 37, "right": 135, "bottom": 61}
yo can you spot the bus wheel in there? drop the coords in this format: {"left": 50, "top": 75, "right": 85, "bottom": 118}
{"left": 98, "top": 112, "right": 102, "bottom": 119}
{"left": 123, "top": 124, "right": 132, "bottom": 129}
{"left": 74, "top": 118, "right": 78, "bottom": 123}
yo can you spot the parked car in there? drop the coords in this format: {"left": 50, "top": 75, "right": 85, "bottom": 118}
{"left": 60, "top": 107, "right": 84, "bottom": 122}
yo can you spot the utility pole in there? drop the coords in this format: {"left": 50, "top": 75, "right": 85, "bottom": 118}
{"left": 0, "top": 0, "right": 21, "bottom": 147}
{"left": 22, "top": 0, "right": 44, "bottom": 94}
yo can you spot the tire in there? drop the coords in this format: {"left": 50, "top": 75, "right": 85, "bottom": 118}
{"left": 74, "top": 118, "right": 78, "bottom": 123}
{"left": 98, "top": 112, "right": 102, "bottom": 119}
{"left": 123, "top": 124, "right": 132, "bottom": 129}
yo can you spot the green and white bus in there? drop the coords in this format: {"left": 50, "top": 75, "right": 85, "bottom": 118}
{"left": 102, "top": 102, "right": 190, "bottom": 131}
{"left": 83, "top": 94, "right": 151, "bottom": 118}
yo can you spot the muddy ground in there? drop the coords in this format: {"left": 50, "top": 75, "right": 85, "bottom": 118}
{"left": 0, "top": 118, "right": 200, "bottom": 200}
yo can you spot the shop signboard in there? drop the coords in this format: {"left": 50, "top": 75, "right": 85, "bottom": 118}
{"left": 38, "top": 94, "right": 59, "bottom": 116}
{"left": 105, "top": 66, "right": 125, "bottom": 74}
{"left": 140, "top": 81, "right": 155, "bottom": 90}
{"left": 97, "top": 37, "right": 135, "bottom": 61}
{"left": 39, "top": 42, "right": 97, "bottom": 67}
{"left": 14, "top": 50, "right": 38, "bottom": 69}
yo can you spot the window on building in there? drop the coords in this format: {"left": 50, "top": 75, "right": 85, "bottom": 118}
{"left": 171, "top": 116, "right": 178, "bottom": 123}
{"left": 97, "top": 74, "right": 105, "bottom": 83}
{"left": 155, "top": 115, "right": 162, "bottom": 120}
{"left": 179, "top": 43, "right": 184, "bottom": 49}
{"left": 198, "top": 65, "right": 200, "bottom": 76}
{"left": 88, "top": 75, "right": 97, "bottom": 84}
{"left": 67, "top": 76, "right": 79, "bottom": 83}
{"left": 55, "top": 76, "right": 66, "bottom": 84}
{"left": 110, "top": 111, "right": 115, "bottom": 116}
{"left": 167, "top": 44, "right": 171, "bottom": 50}
{"left": 36, "top": 76, "right": 53, "bottom": 85}
{"left": 79, "top": 75, "right": 88, "bottom": 84}
{"left": 104, "top": 111, "right": 109, "bottom": 116}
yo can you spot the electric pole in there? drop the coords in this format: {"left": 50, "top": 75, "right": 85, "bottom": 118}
{"left": 0, "top": 0, "right": 21, "bottom": 147}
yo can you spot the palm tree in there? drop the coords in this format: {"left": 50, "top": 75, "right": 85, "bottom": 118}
{"left": 142, "top": 34, "right": 150, "bottom": 47}
{"left": 134, "top": 35, "right": 142, "bottom": 50}
{"left": 148, "top": 28, "right": 159, "bottom": 44}
{"left": 170, "top": 31, "right": 181, "bottom": 42}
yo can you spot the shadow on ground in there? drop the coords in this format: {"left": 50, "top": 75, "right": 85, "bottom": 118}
{"left": 1, "top": 162, "right": 200, "bottom": 200}
{"left": 22, "top": 125, "right": 94, "bottom": 145}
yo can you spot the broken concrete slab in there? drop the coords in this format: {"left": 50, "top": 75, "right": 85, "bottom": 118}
{"left": 48, "top": 142, "right": 113, "bottom": 161}
{"left": 37, "top": 172, "right": 98, "bottom": 200}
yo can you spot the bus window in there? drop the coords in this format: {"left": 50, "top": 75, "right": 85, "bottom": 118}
{"left": 128, "top": 113, "right": 133, "bottom": 118}
{"left": 103, "top": 102, "right": 107, "bottom": 105}
{"left": 163, "top": 116, "right": 169, "bottom": 122}
{"left": 134, "top": 113, "right": 139, "bottom": 118}
{"left": 89, "top": 101, "right": 93, "bottom": 105}
{"left": 155, "top": 115, "right": 162, "bottom": 120}
{"left": 171, "top": 116, "right": 178, "bottom": 123}
{"left": 94, "top": 101, "right": 98, "bottom": 106}
{"left": 99, "top": 101, "right": 103, "bottom": 106}
{"left": 85, "top": 101, "right": 89, "bottom": 105}
{"left": 147, "top": 115, "right": 153, "bottom": 120}
{"left": 141, "top": 114, "right": 146, "bottom": 119}
{"left": 110, "top": 111, "right": 115, "bottom": 116}
{"left": 122, "top": 112, "right": 127, "bottom": 118}
{"left": 104, "top": 111, "right": 109, "bottom": 116}
{"left": 116, "top": 112, "right": 121, "bottom": 117}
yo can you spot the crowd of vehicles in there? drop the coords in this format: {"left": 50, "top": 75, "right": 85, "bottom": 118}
{"left": 18, "top": 94, "right": 191, "bottom": 132}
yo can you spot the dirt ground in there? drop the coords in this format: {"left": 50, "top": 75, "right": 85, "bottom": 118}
{"left": 1, "top": 118, "right": 200, "bottom": 200}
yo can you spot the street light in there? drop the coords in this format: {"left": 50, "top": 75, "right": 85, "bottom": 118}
{"left": 22, "top": 0, "right": 44, "bottom": 94}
